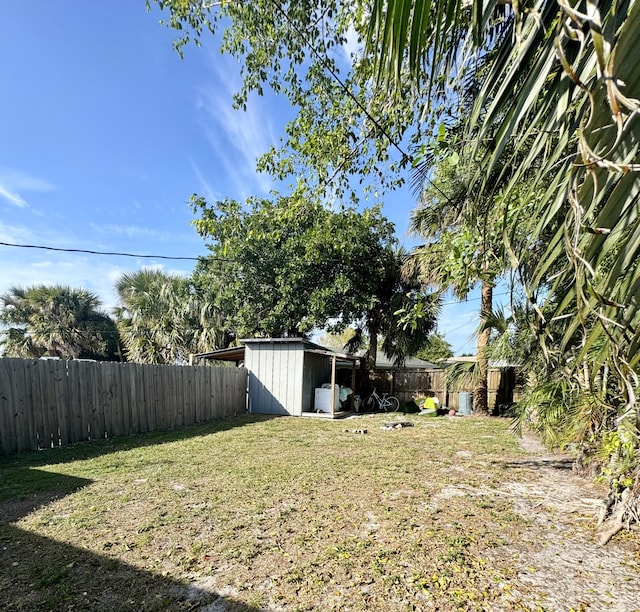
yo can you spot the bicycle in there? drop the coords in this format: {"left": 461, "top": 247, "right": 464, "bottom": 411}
{"left": 363, "top": 388, "right": 400, "bottom": 412}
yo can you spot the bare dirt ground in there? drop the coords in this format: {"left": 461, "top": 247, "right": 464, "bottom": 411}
{"left": 476, "top": 433, "right": 640, "bottom": 611}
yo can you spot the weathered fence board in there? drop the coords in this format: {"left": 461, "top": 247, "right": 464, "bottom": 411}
{"left": 0, "top": 358, "right": 248, "bottom": 455}
{"left": 0, "top": 359, "right": 13, "bottom": 455}
{"left": 376, "top": 366, "right": 519, "bottom": 412}
{"left": 21, "top": 361, "right": 35, "bottom": 449}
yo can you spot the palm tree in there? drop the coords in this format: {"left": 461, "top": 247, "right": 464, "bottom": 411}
{"left": 0, "top": 285, "right": 120, "bottom": 360}
{"left": 114, "top": 269, "right": 226, "bottom": 364}
{"left": 368, "top": 0, "right": 639, "bottom": 366}
{"left": 407, "top": 144, "right": 508, "bottom": 414}
{"left": 409, "top": 122, "right": 546, "bottom": 414}
{"left": 367, "top": 0, "right": 640, "bottom": 536}
{"left": 342, "top": 247, "right": 440, "bottom": 373}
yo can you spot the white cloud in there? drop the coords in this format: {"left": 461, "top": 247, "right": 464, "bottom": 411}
{"left": 195, "top": 59, "right": 277, "bottom": 199}
{"left": 0, "top": 221, "right": 197, "bottom": 313}
{"left": 0, "top": 255, "right": 119, "bottom": 309}
{"left": 190, "top": 159, "right": 221, "bottom": 203}
{"left": 88, "top": 223, "right": 173, "bottom": 241}
{"left": 0, "top": 169, "right": 55, "bottom": 208}
{"left": 0, "top": 249, "right": 194, "bottom": 313}
{"left": 0, "top": 222, "right": 35, "bottom": 244}
{"left": 340, "top": 24, "right": 362, "bottom": 64}
{"left": 0, "top": 185, "right": 28, "bottom": 208}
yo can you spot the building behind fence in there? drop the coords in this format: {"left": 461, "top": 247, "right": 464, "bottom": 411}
{"left": 0, "top": 358, "right": 248, "bottom": 455}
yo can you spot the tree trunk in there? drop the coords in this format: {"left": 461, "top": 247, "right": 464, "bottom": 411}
{"left": 366, "top": 320, "right": 378, "bottom": 379}
{"left": 473, "top": 279, "right": 492, "bottom": 416}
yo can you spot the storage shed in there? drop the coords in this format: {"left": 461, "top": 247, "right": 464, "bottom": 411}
{"left": 194, "top": 338, "right": 359, "bottom": 417}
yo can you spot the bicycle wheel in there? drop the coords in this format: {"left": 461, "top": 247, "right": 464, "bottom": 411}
{"left": 384, "top": 396, "right": 400, "bottom": 412}
{"left": 364, "top": 395, "right": 377, "bottom": 412}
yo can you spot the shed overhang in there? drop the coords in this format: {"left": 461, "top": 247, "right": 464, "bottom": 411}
{"left": 193, "top": 346, "right": 246, "bottom": 362}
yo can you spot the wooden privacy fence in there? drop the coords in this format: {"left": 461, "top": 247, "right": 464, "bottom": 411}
{"left": 374, "top": 367, "right": 520, "bottom": 411}
{"left": 0, "top": 358, "right": 248, "bottom": 455}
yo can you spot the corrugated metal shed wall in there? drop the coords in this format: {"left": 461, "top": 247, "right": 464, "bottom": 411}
{"left": 246, "top": 342, "right": 305, "bottom": 416}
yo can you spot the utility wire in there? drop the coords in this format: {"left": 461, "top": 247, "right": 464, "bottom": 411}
{"left": 0, "top": 241, "right": 391, "bottom": 268}
{"left": 441, "top": 291, "right": 510, "bottom": 307}
{"left": 267, "top": 0, "right": 409, "bottom": 163}
{"left": 0, "top": 241, "right": 216, "bottom": 262}
{"left": 2, "top": 13, "right": 457, "bottom": 272}
{"left": 265, "top": 0, "right": 455, "bottom": 206}
{"left": 1, "top": 242, "right": 513, "bottom": 308}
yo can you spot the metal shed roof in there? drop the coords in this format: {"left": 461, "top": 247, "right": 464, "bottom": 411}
{"left": 193, "top": 346, "right": 246, "bottom": 362}
{"left": 371, "top": 351, "right": 441, "bottom": 369}
{"left": 193, "top": 338, "right": 359, "bottom": 365}
{"left": 195, "top": 340, "right": 443, "bottom": 370}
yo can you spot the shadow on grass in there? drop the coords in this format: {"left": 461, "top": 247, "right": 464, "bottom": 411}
{"left": 0, "top": 414, "right": 281, "bottom": 470}
{"left": 0, "top": 469, "right": 93, "bottom": 520}
{"left": 493, "top": 457, "right": 575, "bottom": 471}
{"left": 0, "top": 470, "right": 261, "bottom": 611}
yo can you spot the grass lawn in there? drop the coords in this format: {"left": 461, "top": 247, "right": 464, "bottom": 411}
{"left": 1, "top": 414, "right": 637, "bottom": 611}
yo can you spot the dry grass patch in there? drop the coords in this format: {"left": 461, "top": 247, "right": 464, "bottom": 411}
{"left": 1, "top": 414, "right": 638, "bottom": 611}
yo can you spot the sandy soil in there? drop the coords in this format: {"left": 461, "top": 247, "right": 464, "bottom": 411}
{"left": 478, "top": 434, "right": 640, "bottom": 611}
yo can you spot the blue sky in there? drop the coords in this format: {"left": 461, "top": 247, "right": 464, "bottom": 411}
{"left": 0, "top": 1, "right": 481, "bottom": 354}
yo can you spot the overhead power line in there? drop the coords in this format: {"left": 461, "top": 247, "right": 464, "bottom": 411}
{"left": 267, "top": 0, "right": 409, "bottom": 163}
{"left": 1, "top": 241, "right": 512, "bottom": 308}
{"left": 441, "top": 291, "right": 510, "bottom": 307}
{"left": 265, "top": 0, "right": 455, "bottom": 207}
{"left": 0, "top": 241, "right": 209, "bottom": 262}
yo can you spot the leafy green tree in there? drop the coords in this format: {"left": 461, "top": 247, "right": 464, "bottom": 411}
{"left": 149, "top": 0, "right": 435, "bottom": 204}
{"left": 148, "top": 0, "right": 506, "bottom": 403}
{"left": 317, "top": 328, "right": 368, "bottom": 353}
{"left": 114, "top": 269, "right": 225, "bottom": 364}
{"left": 0, "top": 285, "right": 120, "bottom": 360}
{"left": 191, "top": 195, "right": 439, "bottom": 369}
{"left": 191, "top": 194, "right": 395, "bottom": 336}
{"left": 416, "top": 331, "right": 453, "bottom": 363}
{"left": 368, "top": 247, "right": 441, "bottom": 369}
{"left": 407, "top": 142, "right": 520, "bottom": 415}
